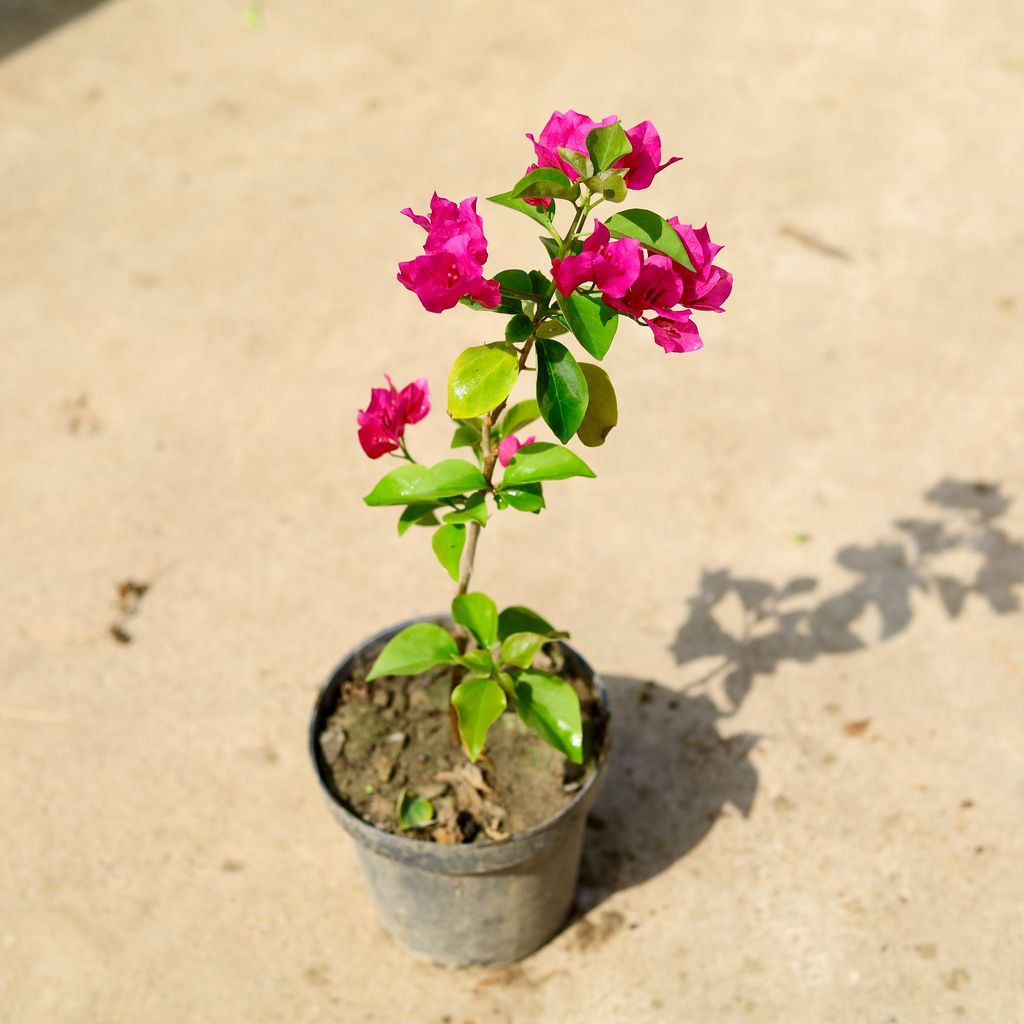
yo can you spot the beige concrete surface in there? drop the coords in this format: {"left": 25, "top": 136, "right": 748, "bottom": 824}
{"left": 2, "top": 1, "right": 1023, "bottom": 1021}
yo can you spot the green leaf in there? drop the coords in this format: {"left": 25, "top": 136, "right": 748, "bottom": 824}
{"left": 558, "top": 291, "right": 618, "bottom": 361}
{"left": 497, "top": 605, "right": 568, "bottom": 642}
{"left": 536, "top": 317, "right": 569, "bottom": 339}
{"left": 501, "top": 441, "right": 595, "bottom": 486}
{"left": 451, "top": 591, "right": 499, "bottom": 648}
{"left": 450, "top": 418, "right": 483, "bottom": 450}
{"left": 432, "top": 523, "right": 466, "bottom": 581}
{"left": 458, "top": 649, "right": 495, "bottom": 675}
{"left": 585, "top": 121, "right": 632, "bottom": 171}
{"left": 495, "top": 269, "right": 534, "bottom": 314}
{"left": 451, "top": 676, "right": 507, "bottom": 761}
{"left": 528, "top": 270, "right": 552, "bottom": 298}
{"left": 442, "top": 492, "right": 488, "bottom": 527}
{"left": 581, "top": 170, "right": 627, "bottom": 203}
{"left": 536, "top": 339, "right": 589, "bottom": 443}
{"left": 397, "top": 502, "right": 440, "bottom": 535}
{"left": 510, "top": 167, "right": 580, "bottom": 202}
{"left": 539, "top": 235, "right": 560, "bottom": 260}
{"left": 604, "top": 209, "right": 695, "bottom": 271}
{"left": 448, "top": 342, "right": 520, "bottom": 419}
{"left": 397, "top": 790, "right": 435, "bottom": 829}
{"left": 487, "top": 192, "right": 559, "bottom": 232}
{"left": 500, "top": 631, "right": 549, "bottom": 670}
{"left": 511, "top": 669, "right": 584, "bottom": 764}
{"left": 499, "top": 398, "right": 542, "bottom": 437}
{"left": 364, "top": 459, "right": 487, "bottom": 506}
{"left": 557, "top": 146, "right": 593, "bottom": 177}
{"left": 577, "top": 363, "right": 618, "bottom": 447}
{"left": 366, "top": 623, "right": 459, "bottom": 680}
{"left": 499, "top": 483, "right": 545, "bottom": 513}
{"left": 505, "top": 313, "right": 534, "bottom": 344}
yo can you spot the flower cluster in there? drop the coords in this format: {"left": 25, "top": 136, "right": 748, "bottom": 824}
{"left": 525, "top": 109, "right": 681, "bottom": 197}
{"left": 552, "top": 217, "right": 731, "bottom": 353}
{"left": 397, "top": 194, "right": 501, "bottom": 313}
{"left": 357, "top": 375, "right": 430, "bottom": 459}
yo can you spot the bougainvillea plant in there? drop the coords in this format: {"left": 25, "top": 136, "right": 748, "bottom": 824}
{"left": 357, "top": 111, "right": 731, "bottom": 795}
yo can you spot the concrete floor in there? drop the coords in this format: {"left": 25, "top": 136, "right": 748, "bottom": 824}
{"left": 1, "top": 1, "right": 1022, "bottom": 1021}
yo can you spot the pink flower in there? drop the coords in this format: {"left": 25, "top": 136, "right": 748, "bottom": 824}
{"left": 526, "top": 110, "right": 618, "bottom": 180}
{"left": 497, "top": 434, "right": 536, "bottom": 467}
{"left": 645, "top": 311, "right": 703, "bottom": 354}
{"left": 602, "top": 254, "right": 701, "bottom": 354}
{"left": 604, "top": 253, "right": 683, "bottom": 318}
{"left": 357, "top": 376, "right": 430, "bottom": 459}
{"left": 669, "top": 219, "right": 733, "bottom": 312}
{"left": 551, "top": 221, "right": 642, "bottom": 299}
{"left": 615, "top": 120, "right": 682, "bottom": 190}
{"left": 525, "top": 111, "right": 680, "bottom": 192}
{"left": 397, "top": 194, "right": 501, "bottom": 313}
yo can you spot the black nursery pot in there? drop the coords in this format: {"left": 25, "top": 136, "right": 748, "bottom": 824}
{"left": 309, "top": 617, "right": 611, "bottom": 967}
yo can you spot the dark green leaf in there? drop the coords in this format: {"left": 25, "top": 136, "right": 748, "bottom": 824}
{"left": 442, "top": 492, "right": 488, "bottom": 527}
{"left": 585, "top": 120, "right": 632, "bottom": 172}
{"left": 432, "top": 523, "right": 466, "bottom": 581}
{"left": 558, "top": 291, "right": 618, "bottom": 361}
{"left": 366, "top": 623, "right": 459, "bottom": 680}
{"left": 539, "top": 235, "right": 560, "bottom": 260}
{"left": 529, "top": 270, "right": 552, "bottom": 297}
{"left": 397, "top": 790, "right": 435, "bottom": 829}
{"left": 451, "top": 591, "right": 499, "bottom": 648}
{"left": 451, "top": 676, "right": 507, "bottom": 761}
{"left": 536, "top": 339, "right": 589, "bottom": 443}
{"left": 577, "top": 363, "right": 618, "bottom": 447}
{"left": 501, "top": 441, "right": 595, "bottom": 485}
{"left": 497, "top": 605, "right": 568, "bottom": 642}
{"left": 494, "top": 268, "right": 535, "bottom": 314}
{"left": 510, "top": 167, "right": 580, "bottom": 202}
{"left": 500, "top": 631, "right": 549, "bottom": 670}
{"left": 498, "top": 483, "right": 545, "bottom": 512}
{"left": 487, "top": 192, "right": 561, "bottom": 232}
{"left": 499, "top": 398, "right": 542, "bottom": 437}
{"left": 604, "top": 209, "right": 695, "bottom": 271}
{"left": 448, "top": 342, "right": 520, "bottom": 419}
{"left": 505, "top": 313, "right": 534, "bottom": 343}
{"left": 511, "top": 669, "right": 584, "bottom": 763}
{"left": 364, "top": 459, "right": 487, "bottom": 506}
{"left": 397, "top": 502, "right": 441, "bottom": 535}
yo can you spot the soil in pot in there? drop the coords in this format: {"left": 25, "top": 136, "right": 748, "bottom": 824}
{"left": 318, "top": 645, "right": 607, "bottom": 844}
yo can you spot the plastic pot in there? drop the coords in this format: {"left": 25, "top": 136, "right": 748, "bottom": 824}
{"left": 308, "top": 616, "right": 611, "bottom": 967}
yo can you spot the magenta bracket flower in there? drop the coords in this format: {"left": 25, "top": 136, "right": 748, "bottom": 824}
{"left": 398, "top": 194, "right": 501, "bottom": 313}
{"left": 523, "top": 110, "right": 682, "bottom": 203}
{"left": 357, "top": 375, "right": 430, "bottom": 459}
{"left": 358, "top": 111, "right": 732, "bottom": 773}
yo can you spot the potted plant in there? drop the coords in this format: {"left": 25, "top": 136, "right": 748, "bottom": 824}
{"left": 309, "top": 110, "right": 732, "bottom": 966}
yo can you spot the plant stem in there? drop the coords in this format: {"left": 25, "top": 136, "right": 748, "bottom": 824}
{"left": 447, "top": 193, "right": 594, "bottom": 743}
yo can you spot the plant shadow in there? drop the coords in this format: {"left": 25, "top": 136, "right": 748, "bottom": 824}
{"left": 0, "top": 0, "right": 111, "bottom": 62}
{"left": 573, "top": 479, "right": 1023, "bottom": 916}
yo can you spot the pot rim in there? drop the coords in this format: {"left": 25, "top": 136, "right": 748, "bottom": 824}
{"left": 309, "top": 614, "right": 611, "bottom": 870}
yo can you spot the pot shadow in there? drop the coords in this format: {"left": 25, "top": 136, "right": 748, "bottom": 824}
{"left": 573, "top": 479, "right": 1022, "bottom": 916}
{"left": 575, "top": 677, "right": 759, "bottom": 914}
{"left": 0, "top": 0, "right": 111, "bottom": 62}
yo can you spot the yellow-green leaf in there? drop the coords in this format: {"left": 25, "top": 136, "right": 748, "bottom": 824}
{"left": 448, "top": 343, "right": 520, "bottom": 419}
{"left": 576, "top": 363, "right": 618, "bottom": 447}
